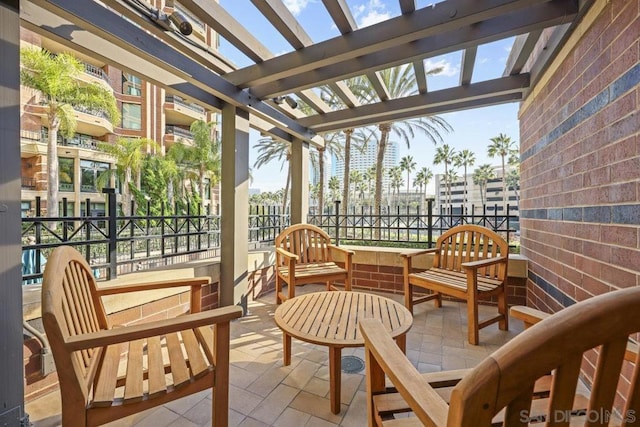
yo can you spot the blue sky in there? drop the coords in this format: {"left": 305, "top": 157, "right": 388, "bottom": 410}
{"left": 218, "top": 0, "right": 520, "bottom": 193}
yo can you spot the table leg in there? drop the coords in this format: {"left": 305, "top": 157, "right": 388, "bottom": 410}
{"left": 283, "top": 333, "right": 291, "bottom": 366}
{"left": 394, "top": 334, "right": 407, "bottom": 354}
{"left": 329, "top": 346, "right": 342, "bottom": 414}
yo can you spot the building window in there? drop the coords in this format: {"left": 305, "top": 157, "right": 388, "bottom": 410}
{"left": 21, "top": 202, "right": 32, "bottom": 217}
{"left": 122, "top": 73, "right": 142, "bottom": 96}
{"left": 122, "top": 103, "right": 142, "bottom": 130}
{"left": 81, "top": 160, "right": 110, "bottom": 193}
{"left": 58, "top": 201, "right": 75, "bottom": 216}
{"left": 59, "top": 157, "right": 75, "bottom": 192}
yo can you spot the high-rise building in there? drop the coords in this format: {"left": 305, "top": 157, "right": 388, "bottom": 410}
{"left": 330, "top": 141, "right": 399, "bottom": 195}
{"left": 19, "top": 2, "right": 221, "bottom": 218}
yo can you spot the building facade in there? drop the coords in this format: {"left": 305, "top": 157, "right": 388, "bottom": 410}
{"left": 434, "top": 165, "right": 520, "bottom": 215}
{"left": 19, "top": 1, "right": 221, "bottom": 218}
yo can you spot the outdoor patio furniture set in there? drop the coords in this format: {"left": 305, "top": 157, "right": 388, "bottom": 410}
{"left": 41, "top": 223, "right": 638, "bottom": 426}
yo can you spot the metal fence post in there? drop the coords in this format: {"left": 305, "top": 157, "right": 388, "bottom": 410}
{"left": 103, "top": 188, "right": 117, "bottom": 279}
{"left": 427, "top": 199, "right": 433, "bottom": 248}
{"left": 334, "top": 200, "right": 340, "bottom": 246}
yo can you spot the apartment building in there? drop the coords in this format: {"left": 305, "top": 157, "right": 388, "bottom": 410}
{"left": 19, "top": 1, "right": 221, "bottom": 218}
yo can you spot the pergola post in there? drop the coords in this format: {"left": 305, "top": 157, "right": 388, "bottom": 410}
{"left": 0, "top": 0, "right": 26, "bottom": 424}
{"left": 290, "top": 139, "right": 309, "bottom": 224}
{"left": 220, "top": 103, "right": 250, "bottom": 311}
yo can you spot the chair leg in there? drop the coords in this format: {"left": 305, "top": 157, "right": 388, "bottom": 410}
{"left": 434, "top": 292, "right": 442, "bottom": 308}
{"left": 275, "top": 276, "right": 283, "bottom": 304}
{"left": 467, "top": 299, "right": 479, "bottom": 345}
{"left": 404, "top": 283, "right": 414, "bottom": 314}
{"left": 498, "top": 290, "right": 509, "bottom": 331}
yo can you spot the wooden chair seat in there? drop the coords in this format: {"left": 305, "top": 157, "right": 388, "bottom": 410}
{"left": 42, "top": 246, "right": 242, "bottom": 426}
{"left": 402, "top": 225, "right": 509, "bottom": 345}
{"left": 275, "top": 223, "right": 354, "bottom": 304}
{"left": 360, "top": 287, "right": 640, "bottom": 427}
{"left": 277, "top": 262, "right": 348, "bottom": 281}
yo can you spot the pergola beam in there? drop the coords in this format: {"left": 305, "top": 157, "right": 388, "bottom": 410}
{"left": 460, "top": 47, "right": 477, "bottom": 86}
{"left": 249, "top": 0, "right": 578, "bottom": 98}
{"left": 321, "top": 0, "right": 356, "bottom": 34}
{"left": 299, "top": 75, "right": 529, "bottom": 132}
{"left": 251, "top": 0, "right": 313, "bottom": 50}
{"left": 504, "top": 30, "right": 543, "bottom": 75}
{"left": 226, "top": 0, "right": 562, "bottom": 88}
{"left": 22, "top": 0, "right": 321, "bottom": 146}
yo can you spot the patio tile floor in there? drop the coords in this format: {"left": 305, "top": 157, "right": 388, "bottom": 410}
{"left": 26, "top": 285, "right": 525, "bottom": 426}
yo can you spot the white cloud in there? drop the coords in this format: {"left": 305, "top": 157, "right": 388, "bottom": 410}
{"left": 283, "top": 0, "right": 312, "bottom": 16}
{"left": 354, "top": 0, "right": 391, "bottom": 28}
{"left": 423, "top": 58, "right": 459, "bottom": 77}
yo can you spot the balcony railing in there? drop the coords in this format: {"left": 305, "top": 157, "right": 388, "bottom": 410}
{"left": 21, "top": 193, "right": 519, "bottom": 284}
{"left": 82, "top": 62, "right": 110, "bottom": 84}
{"left": 34, "top": 128, "right": 102, "bottom": 151}
{"left": 165, "top": 95, "right": 205, "bottom": 115}
{"left": 73, "top": 104, "right": 110, "bottom": 120}
{"left": 22, "top": 177, "right": 36, "bottom": 190}
{"left": 165, "top": 125, "right": 194, "bottom": 140}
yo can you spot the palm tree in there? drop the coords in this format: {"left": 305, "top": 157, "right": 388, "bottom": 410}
{"left": 98, "top": 137, "right": 155, "bottom": 213}
{"left": 328, "top": 176, "right": 341, "bottom": 206}
{"left": 363, "top": 66, "right": 451, "bottom": 223}
{"left": 20, "top": 48, "right": 120, "bottom": 217}
{"left": 364, "top": 165, "right": 377, "bottom": 208}
{"left": 488, "top": 133, "right": 518, "bottom": 211}
{"left": 189, "top": 120, "right": 220, "bottom": 211}
{"left": 349, "top": 170, "right": 363, "bottom": 208}
{"left": 413, "top": 166, "right": 433, "bottom": 201}
{"left": 433, "top": 144, "right": 457, "bottom": 209}
{"left": 505, "top": 164, "right": 520, "bottom": 208}
{"left": 388, "top": 166, "right": 403, "bottom": 207}
{"left": 253, "top": 137, "right": 292, "bottom": 211}
{"left": 472, "top": 164, "right": 496, "bottom": 206}
{"left": 454, "top": 149, "right": 476, "bottom": 210}
{"left": 399, "top": 155, "right": 416, "bottom": 207}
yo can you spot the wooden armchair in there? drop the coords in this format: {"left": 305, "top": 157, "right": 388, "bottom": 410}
{"left": 275, "top": 223, "right": 354, "bottom": 304}
{"left": 360, "top": 287, "right": 640, "bottom": 426}
{"left": 42, "top": 246, "right": 242, "bottom": 426}
{"left": 401, "top": 224, "right": 509, "bottom": 344}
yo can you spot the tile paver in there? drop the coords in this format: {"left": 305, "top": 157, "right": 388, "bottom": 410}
{"left": 26, "top": 285, "right": 525, "bottom": 426}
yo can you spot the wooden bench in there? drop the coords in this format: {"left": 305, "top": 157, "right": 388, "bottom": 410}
{"left": 275, "top": 223, "right": 354, "bottom": 304}
{"left": 42, "top": 246, "right": 242, "bottom": 426}
{"left": 401, "top": 224, "right": 509, "bottom": 345}
{"left": 360, "top": 287, "right": 640, "bottom": 426}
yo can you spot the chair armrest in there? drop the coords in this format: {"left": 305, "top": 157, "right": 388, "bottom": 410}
{"left": 510, "top": 306, "right": 551, "bottom": 329}
{"left": 461, "top": 256, "right": 508, "bottom": 270}
{"left": 327, "top": 244, "right": 355, "bottom": 257}
{"left": 96, "top": 277, "right": 210, "bottom": 296}
{"left": 400, "top": 248, "right": 438, "bottom": 259}
{"left": 64, "top": 305, "right": 242, "bottom": 352}
{"left": 276, "top": 247, "right": 299, "bottom": 262}
{"left": 360, "top": 319, "right": 449, "bottom": 427}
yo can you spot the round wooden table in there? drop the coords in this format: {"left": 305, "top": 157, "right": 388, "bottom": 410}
{"left": 274, "top": 291, "right": 413, "bottom": 414}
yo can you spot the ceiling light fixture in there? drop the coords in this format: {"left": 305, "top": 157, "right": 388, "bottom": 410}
{"left": 272, "top": 96, "right": 298, "bottom": 109}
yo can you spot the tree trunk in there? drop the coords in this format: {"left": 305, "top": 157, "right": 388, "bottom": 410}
{"left": 374, "top": 125, "right": 390, "bottom": 239}
{"left": 199, "top": 165, "right": 206, "bottom": 212}
{"left": 47, "top": 114, "right": 61, "bottom": 218}
{"left": 341, "top": 129, "right": 352, "bottom": 217}
{"left": 318, "top": 147, "right": 325, "bottom": 214}
{"left": 501, "top": 156, "right": 507, "bottom": 214}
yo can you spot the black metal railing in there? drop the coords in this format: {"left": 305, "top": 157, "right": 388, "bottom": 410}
{"left": 308, "top": 200, "right": 519, "bottom": 248}
{"left": 21, "top": 196, "right": 518, "bottom": 283}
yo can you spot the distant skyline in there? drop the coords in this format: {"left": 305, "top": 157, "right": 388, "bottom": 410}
{"left": 219, "top": 0, "right": 521, "bottom": 194}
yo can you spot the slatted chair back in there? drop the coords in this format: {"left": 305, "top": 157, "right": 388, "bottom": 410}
{"left": 275, "top": 223, "right": 332, "bottom": 264}
{"left": 41, "top": 246, "right": 109, "bottom": 409}
{"left": 450, "top": 287, "right": 640, "bottom": 426}
{"left": 433, "top": 224, "right": 508, "bottom": 281}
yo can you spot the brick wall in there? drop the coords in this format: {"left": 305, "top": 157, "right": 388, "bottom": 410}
{"left": 519, "top": 0, "right": 639, "bottom": 410}
{"left": 520, "top": 0, "right": 639, "bottom": 311}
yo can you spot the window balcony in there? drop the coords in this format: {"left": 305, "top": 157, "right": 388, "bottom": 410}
{"left": 27, "top": 102, "right": 113, "bottom": 136}
{"left": 164, "top": 95, "right": 206, "bottom": 125}
{"left": 164, "top": 124, "right": 194, "bottom": 147}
